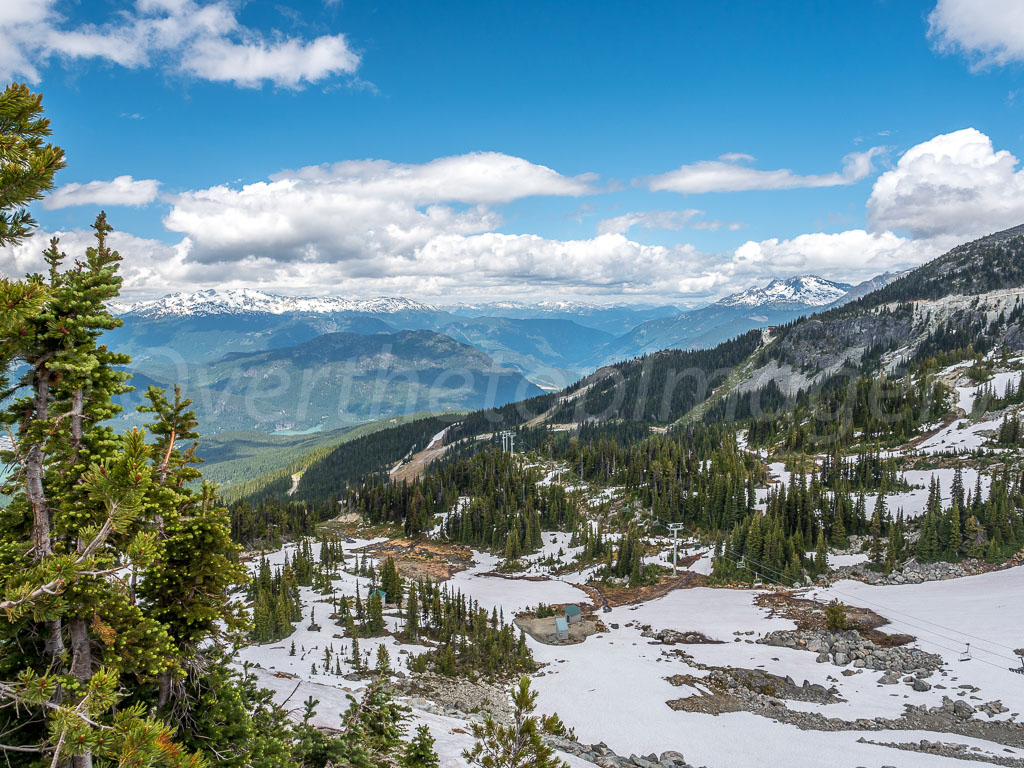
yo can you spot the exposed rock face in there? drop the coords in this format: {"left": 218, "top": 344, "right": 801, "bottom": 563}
{"left": 641, "top": 628, "right": 722, "bottom": 645}
{"left": 396, "top": 672, "right": 513, "bottom": 724}
{"left": 667, "top": 668, "right": 843, "bottom": 706}
{"left": 832, "top": 557, "right": 995, "bottom": 586}
{"left": 857, "top": 737, "right": 1024, "bottom": 768}
{"left": 757, "top": 628, "right": 943, "bottom": 673}
{"left": 545, "top": 735, "right": 701, "bottom": 768}
{"left": 666, "top": 678, "right": 1024, "bottom": 750}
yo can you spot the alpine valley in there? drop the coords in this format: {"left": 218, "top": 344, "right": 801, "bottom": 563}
{"left": 214, "top": 224, "right": 1024, "bottom": 768}
{"left": 7, "top": 20, "right": 1024, "bottom": 768}
{"left": 105, "top": 275, "right": 882, "bottom": 434}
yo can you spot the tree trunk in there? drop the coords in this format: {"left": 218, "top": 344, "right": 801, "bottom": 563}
{"left": 68, "top": 619, "right": 94, "bottom": 768}
{"left": 69, "top": 616, "right": 93, "bottom": 768}
{"left": 69, "top": 387, "right": 83, "bottom": 458}
{"left": 26, "top": 371, "right": 51, "bottom": 558}
{"left": 68, "top": 616, "right": 92, "bottom": 683}
{"left": 157, "top": 671, "right": 172, "bottom": 710}
{"left": 45, "top": 618, "right": 64, "bottom": 659}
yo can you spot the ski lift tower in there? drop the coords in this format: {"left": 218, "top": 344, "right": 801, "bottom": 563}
{"left": 499, "top": 430, "right": 516, "bottom": 454}
{"left": 666, "top": 522, "right": 685, "bottom": 576}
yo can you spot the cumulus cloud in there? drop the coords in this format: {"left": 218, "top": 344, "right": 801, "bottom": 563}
{"left": 0, "top": 0, "right": 360, "bottom": 88}
{"left": 596, "top": 209, "right": 742, "bottom": 235}
{"left": 2, "top": 227, "right": 194, "bottom": 290}
{"left": 2, "top": 226, "right": 728, "bottom": 303}
{"left": 647, "top": 147, "right": 886, "bottom": 195}
{"left": 729, "top": 230, "right": 938, "bottom": 285}
{"left": 163, "top": 152, "right": 597, "bottom": 262}
{"left": 181, "top": 32, "right": 359, "bottom": 88}
{"left": 867, "top": 127, "right": 1024, "bottom": 240}
{"left": 1, "top": 222, "right": 939, "bottom": 305}
{"left": 18, "top": 136, "right": 1007, "bottom": 304}
{"left": 43, "top": 175, "right": 161, "bottom": 210}
{"left": 408, "top": 232, "right": 718, "bottom": 296}
{"left": 928, "top": 0, "right": 1024, "bottom": 69}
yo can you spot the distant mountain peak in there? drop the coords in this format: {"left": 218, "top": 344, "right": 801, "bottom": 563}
{"left": 110, "top": 288, "right": 439, "bottom": 318}
{"left": 716, "top": 275, "right": 852, "bottom": 309}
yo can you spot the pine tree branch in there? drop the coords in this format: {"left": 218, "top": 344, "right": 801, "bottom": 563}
{"left": 0, "top": 502, "right": 121, "bottom": 615}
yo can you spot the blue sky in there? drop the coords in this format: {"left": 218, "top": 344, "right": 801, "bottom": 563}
{"left": 5, "top": 0, "right": 1024, "bottom": 303}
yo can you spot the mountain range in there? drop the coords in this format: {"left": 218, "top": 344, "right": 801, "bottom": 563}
{"left": 108, "top": 273, "right": 895, "bottom": 434}
{"left": 265, "top": 222, "right": 1024, "bottom": 503}
{"left": 591, "top": 274, "right": 895, "bottom": 365}
{"left": 111, "top": 289, "right": 439, "bottom": 318}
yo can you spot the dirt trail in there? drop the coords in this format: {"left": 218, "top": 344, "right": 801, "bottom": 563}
{"left": 389, "top": 426, "right": 497, "bottom": 483}
{"left": 389, "top": 429, "right": 450, "bottom": 483}
{"left": 577, "top": 562, "right": 704, "bottom": 609}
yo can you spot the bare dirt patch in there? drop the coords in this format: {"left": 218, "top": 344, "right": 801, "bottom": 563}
{"left": 389, "top": 431, "right": 452, "bottom": 483}
{"left": 579, "top": 566, "right": 705, "bottom": 609}
{"left": 363, "top": 537, "right": 475, "bottom": 581}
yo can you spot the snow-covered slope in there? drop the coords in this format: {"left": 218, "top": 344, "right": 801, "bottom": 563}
{"left": 111, "top": 288, "right": 439, "bottom": 318}
{"left": 716, "top": 275, "right": 852, "bottom": 308}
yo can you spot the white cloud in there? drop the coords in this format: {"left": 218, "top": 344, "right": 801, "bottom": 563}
{"left": 43, "top": 175, "right": 161, "bottom": 210}
{"left": 2, "top": 226, "right": 726, "bottom": 303}
{"left": 181, "top": 33, "right": 359, "bottom": 88}
{"left": 596, "top": 209, "right": 741, "bottom": 235}
{"left": 0, "top": 0, "right": 360, "bottom": 88}
{"left": 718, "top": 152, "right": 755, "bottom": 163}
{"left": 2, "top": 228, "right": 193, "bottom": 290}
{"left": 0, "top": 222, "right": 938, "bottom": 306}
{"left": 16, "top": 138, "right": 1007, "bottom": 304}
{"left": 729, "top": 230, "right": 938, "bottom": 285}
{"left": 647, "top": 147, "right": 886, "bottom": 194}
{"left": 928, "top": 0, "right": 1024, "bottom": 69}
{"left": 408, "top": 232, "right": 715, "bottom": 296}
{"left": 867, "top": 127, "right": 1024, "bottom": 240}
{"left": 163, "top": 152, "right": 596, "bottom": 262}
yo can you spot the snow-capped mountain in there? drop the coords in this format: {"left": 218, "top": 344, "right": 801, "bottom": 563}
{"left": 593, "top": 275, "right": 859, "bottom": 365}
{"left": 111, "top": 288, "right": 439, "bottom": 318}
{"left": 716, "top": 275, "right": 852, "bottom": 308}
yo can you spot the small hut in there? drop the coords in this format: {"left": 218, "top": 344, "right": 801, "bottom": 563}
{"left": 564, "top": 604, "right": 583, "bottom": 624}
{"left": 555, "top": 617, "right": 569, "bottom": 641}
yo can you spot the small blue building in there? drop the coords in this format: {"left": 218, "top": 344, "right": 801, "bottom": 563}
{"left": 555, "top": 617, "right": 569, "bottom": 641}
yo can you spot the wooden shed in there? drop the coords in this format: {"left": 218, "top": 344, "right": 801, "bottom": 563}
{"left": 564, "top": 604, "right": 583, "bottom": 624}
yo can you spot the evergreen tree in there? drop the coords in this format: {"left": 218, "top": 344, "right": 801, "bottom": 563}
{"left": 463, "top": 677, "right": 566, "bottom": 768}
{"left": 814, "top": 528, "right": 828, "bottom": 574}
{"left": 381, "top": 556, "right": 403, "bottom": 605}
{"left": 366, "top": 592, "right": 386, "bottom": 635}
{"left": 824, "top": 600, "right": 847, "bottom": 631}
{"left": 0, "top": 207, "right": 220, "bottom": 765}
{"left": 868, "top": 495, "right": 886, "bottom": 568}
{"left": 376, "top": 643, "right": 392, "bottom": 674}
{"left": 0, "top": 83, "right": 66, "bottom": 247}
{"left": 402, "top": 724, "right": 440, "bottom": 768}
{"left": 405, "top": 583, "right": 420, "bottom": 640}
